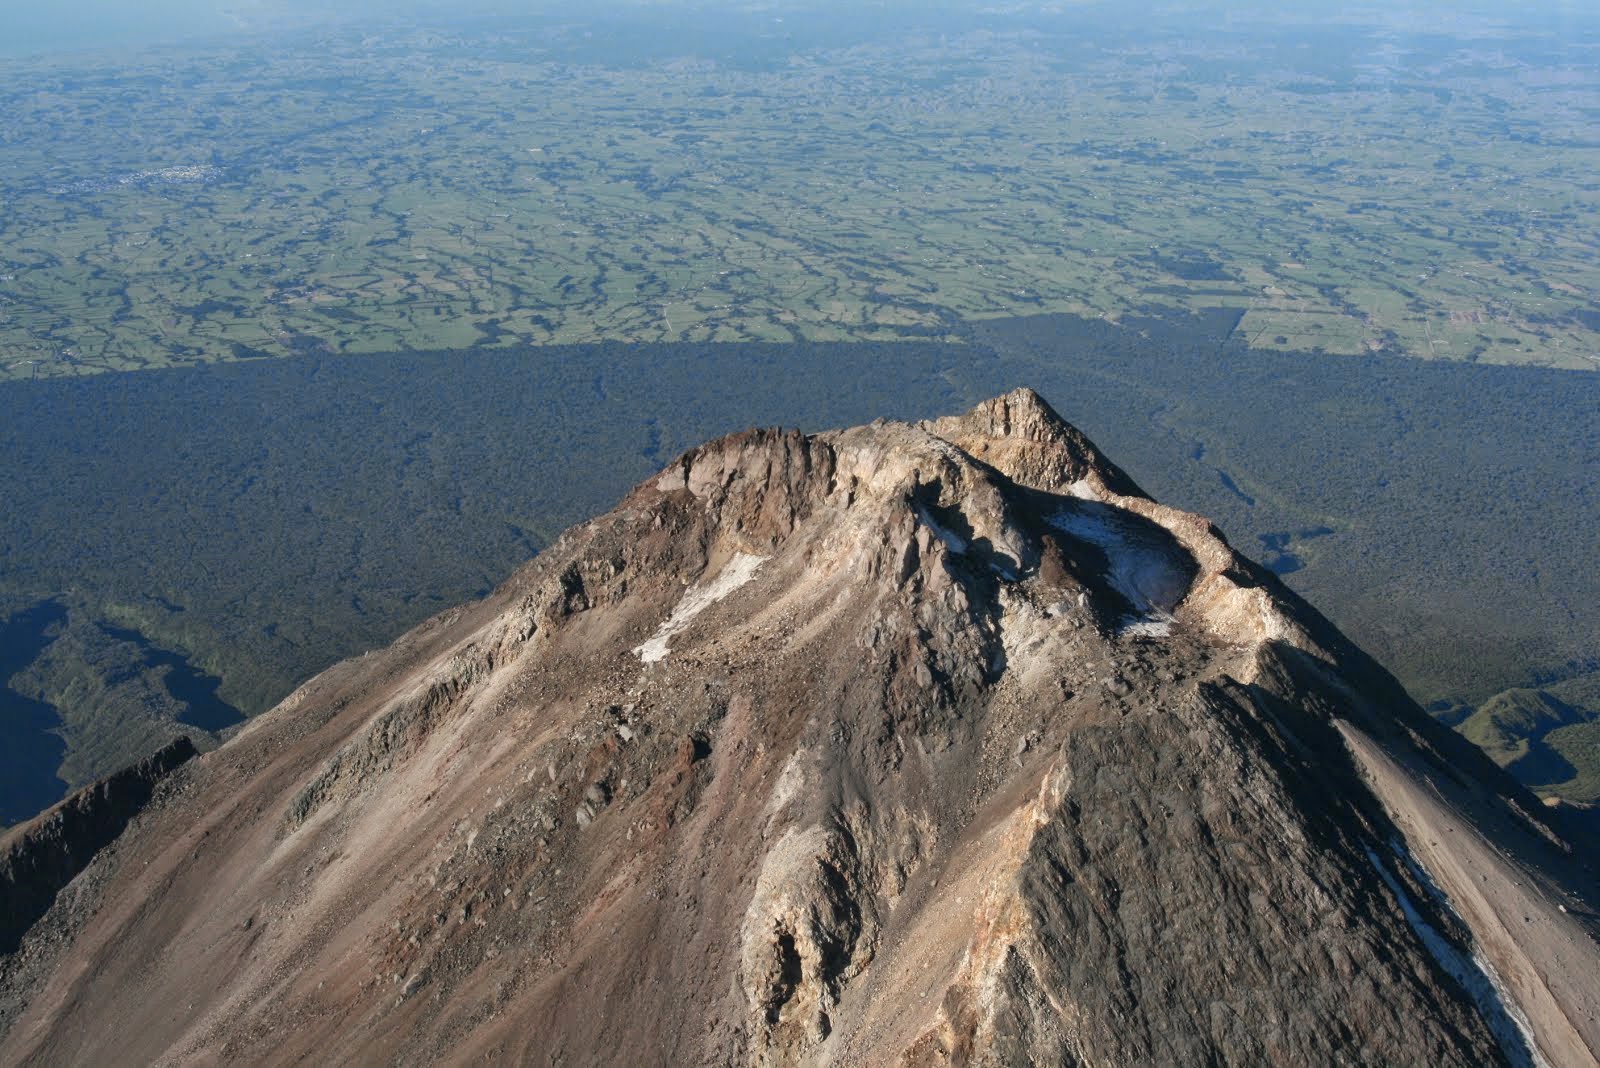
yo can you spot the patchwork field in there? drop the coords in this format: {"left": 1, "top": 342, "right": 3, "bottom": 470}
{"left": 1, "top": 6, "right": 1596, "bottom": 381}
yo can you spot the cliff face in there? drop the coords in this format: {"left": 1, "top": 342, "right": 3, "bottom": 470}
{"left": 0, "top": 736, "right": 195, "bottom": 955}
{"left": 1, "top": 391, "right": 1595, "bottom": 1067}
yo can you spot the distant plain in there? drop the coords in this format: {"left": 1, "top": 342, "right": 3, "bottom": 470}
{"left": 2, "top": 6, "right": 1596, "bottom": 382}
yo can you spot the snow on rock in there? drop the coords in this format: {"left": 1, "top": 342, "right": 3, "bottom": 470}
{"left": 1049, "top": 501, "right": 1190, "bottom": 636}
{"left": 1120, "top": 618, "right": 1175, "bottom": 639}
{"left": 1066, "top": 478, "right": 1098, "bottom": 501}
{"left": 913, "top": 503, "right": 968, "bottom": 555}
{"left": 634, "top": 552, "right": 767, "bottom": 663}
{"left": 1365, "top": 844, "right": 1550, "bottom": 1068}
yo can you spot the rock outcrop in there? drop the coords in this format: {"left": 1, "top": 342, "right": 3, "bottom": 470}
{"left": 0, "top": 736, "right": 196, "bottom": 955}
{"left": 1, "top": 391, "right": 1594, "bottom": 1066}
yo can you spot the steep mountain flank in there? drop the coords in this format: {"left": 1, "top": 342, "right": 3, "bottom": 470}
{"left": 0, "top": 736, "right": 195, "bottom": 955}
{"left": 1, "top": 390, "right": 1595, "bottom": 1067}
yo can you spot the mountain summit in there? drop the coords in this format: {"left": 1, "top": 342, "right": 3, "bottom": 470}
{"left": 2, "top": 390, "right": 1595, "bottom": 1065}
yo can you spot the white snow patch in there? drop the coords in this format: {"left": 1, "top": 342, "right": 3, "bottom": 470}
{"left": 1050, "top": 502, "right": 1190, "bottom": 637}
{"left": 914, "top": 503, "right": 968, "bottom": 554}
{"left": 633, "top": 552, "right": 767, "bottom": 663}
{"left": 1119, "top": 618, "right": 1173, "bottom": 638}
{"left": 1365, "top": 844, "right": 1549, "bottom": 1068}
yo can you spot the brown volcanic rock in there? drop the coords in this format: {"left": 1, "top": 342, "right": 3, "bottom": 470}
{"left": 1, "top": 390, "right": 1596, "bottom": 1066}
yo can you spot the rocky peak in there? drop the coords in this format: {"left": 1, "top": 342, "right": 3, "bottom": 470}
{"left": 921, "top": 386, "right": 1136, "bottom": 495}
{"left": 1, "top": 393, "right": 1595, "bottom": 1067}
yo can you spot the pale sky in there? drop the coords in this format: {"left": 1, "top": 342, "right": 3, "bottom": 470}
{"left": 3, "top": 1, "right": 1592, "bottom": 59}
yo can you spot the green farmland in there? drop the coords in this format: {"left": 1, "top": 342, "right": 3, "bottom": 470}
{"left": 1, "top": 6, "right": 1596, "bottom": 381}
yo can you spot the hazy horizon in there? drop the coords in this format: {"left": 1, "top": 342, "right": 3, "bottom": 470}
{"left": 5, "top": 0, "right": 1596, "bottom": 60}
